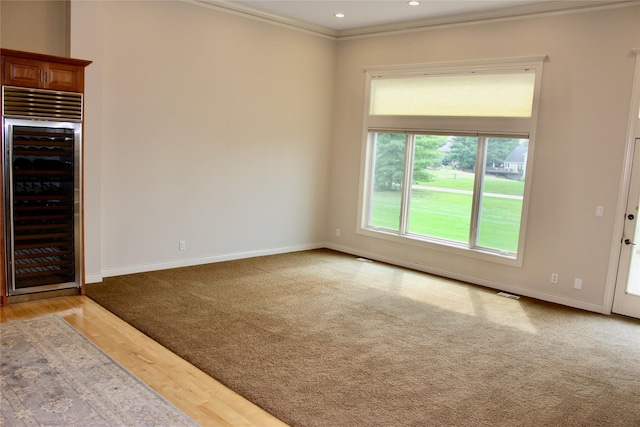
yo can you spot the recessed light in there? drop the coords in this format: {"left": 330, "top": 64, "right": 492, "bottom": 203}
{"left": 334, "top": 12, "right": 345, "bottom": 18}
{"left": 408, "top": 1, "right": 420, "bottom": 5}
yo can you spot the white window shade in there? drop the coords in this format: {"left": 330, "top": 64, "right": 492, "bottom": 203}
{"left": 370, "top": 73, "right": 536, "bottom": 118}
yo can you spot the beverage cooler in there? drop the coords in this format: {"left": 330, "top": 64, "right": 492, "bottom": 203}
{"left": 2, "top": 86, "right": 83, "bottom": 296}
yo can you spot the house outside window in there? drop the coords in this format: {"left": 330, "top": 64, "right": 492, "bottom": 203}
{"left": 357, "top": 57, "right": 545, "bottom": 266}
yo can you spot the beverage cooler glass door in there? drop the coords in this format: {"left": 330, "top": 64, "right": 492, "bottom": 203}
{"left": 3, "top": 118, "right": 82, "bottom": 295}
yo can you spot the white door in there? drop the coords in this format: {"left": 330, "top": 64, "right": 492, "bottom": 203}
{"left": 612, "top": 138, "right": 640, "bottom": 319}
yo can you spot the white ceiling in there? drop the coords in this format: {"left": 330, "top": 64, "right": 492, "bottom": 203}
{"left": 232, "top": 0, "right": 545, "bottom": 31}
{"left": 203, "top": 0, "right": 636, "bottom": 36}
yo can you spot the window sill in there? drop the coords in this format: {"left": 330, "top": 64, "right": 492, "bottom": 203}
{"left": 357, "top": 226, "right": 523, "bottom": 267}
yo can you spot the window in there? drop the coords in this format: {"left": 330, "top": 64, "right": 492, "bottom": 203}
{"left": 359, "top": 57, "right": 544, "bottom": 265}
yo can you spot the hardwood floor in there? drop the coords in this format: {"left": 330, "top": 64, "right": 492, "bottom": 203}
{"left": 0, "top": 296, "right": 289, "bottom": 427}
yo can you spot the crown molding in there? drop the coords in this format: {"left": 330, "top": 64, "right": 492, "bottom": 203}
{"left": 186, "top": 0, "right": 640, "bottom": 41}
{"left": 337, "top": 1, "right": 640, "bottom": 40}
{"left": 184, "top": 0, "right": 339, "bottom": 40}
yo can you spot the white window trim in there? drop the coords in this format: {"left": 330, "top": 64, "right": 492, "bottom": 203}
{"left": 356, "top": 56, "right": 546, "bottom": 267}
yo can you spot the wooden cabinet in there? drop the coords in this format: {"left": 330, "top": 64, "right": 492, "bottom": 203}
{"left": 2, "top": 49, "right": 89, "bottom": 93}
{"left": 1, "top": 49, "right": 91, "bottom": 306}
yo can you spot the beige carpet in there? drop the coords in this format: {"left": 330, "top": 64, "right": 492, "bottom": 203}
{"left": 86, "top": 249, "right": 640, "bottom": 427}
{"left": 0, "top": 315, "right": 197, "bottom": 426}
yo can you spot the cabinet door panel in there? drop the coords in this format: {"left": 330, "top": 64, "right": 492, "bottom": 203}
{"left": 4, "top": 57, "right": 42, "bottom": 89}
{"left": 47, "top": 63, "right": 83, "bottom": 92}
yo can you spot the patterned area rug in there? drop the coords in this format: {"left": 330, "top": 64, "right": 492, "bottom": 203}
{"left": 0, "top": 315, "right": 197, "bottom": 426}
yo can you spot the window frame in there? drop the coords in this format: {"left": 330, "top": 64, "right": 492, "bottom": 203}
{"left": 356, "top": 57, "right": 545, "bottom": 267}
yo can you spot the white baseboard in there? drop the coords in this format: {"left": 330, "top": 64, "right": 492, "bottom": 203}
{"left": 88, "top": 241, "right": 606, "bottom": 314}
{"left": 98, "top": 243, "right": 325, "bottom": 278}
{"left": 325, "top": 242, "right": 607, "bottom": 314}
{"left": 84, "top": 274, "right": 104, "bottom": 284}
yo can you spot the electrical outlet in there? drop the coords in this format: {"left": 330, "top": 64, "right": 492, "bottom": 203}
{"left": 179, "top": 240, "right": 186, "bottom": 251}
{"left": 336, "top": 228, "right": 341, "bottom": 237}
{"left": 551, "top": 273, "right": 558, "bottom": 284}
{"left": 574, "top": 278, "right": 582, "bottom": 290}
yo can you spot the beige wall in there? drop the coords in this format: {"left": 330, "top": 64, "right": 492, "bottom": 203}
{"left": 1, "top": 0, "right": 69, "bottom": 56}
{"left": 70, "top": 1, "right": 336, "bottom": 277}
{"left": 326, "top": 6, "right": 640, "bottom": 311}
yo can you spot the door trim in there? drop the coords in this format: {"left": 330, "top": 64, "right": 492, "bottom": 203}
{"left": 604, "top": 48, "right": 640, "bottom": 315}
